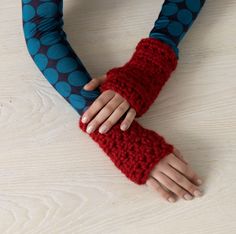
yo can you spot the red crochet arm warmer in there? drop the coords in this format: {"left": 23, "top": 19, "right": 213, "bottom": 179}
{"left": 99, "top": 37, "right": 178, "bottom": 117}
{"left": 79, "top": 118, "right": 174, "bottom": 185}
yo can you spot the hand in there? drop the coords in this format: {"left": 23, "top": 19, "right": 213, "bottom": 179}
{"left": 146, "top": 148, "right": 203, "bottom": 203}
{"left": 81, "top": 75, "right": 137, "bottom": 134}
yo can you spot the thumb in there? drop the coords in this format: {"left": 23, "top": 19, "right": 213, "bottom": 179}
{"left": 83, "top": 75, "right": 106, "bottom": 91}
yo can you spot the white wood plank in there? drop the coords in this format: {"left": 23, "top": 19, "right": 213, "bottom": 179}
{"left": 0, "top": 0, "right": 235, "bottom": 233}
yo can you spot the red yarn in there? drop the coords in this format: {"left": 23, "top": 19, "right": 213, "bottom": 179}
{"left": 99, "top": 37, "right": 178, "bottom": 117}
{"left": 79, "top": 118, "right": 174, "bottom": 185}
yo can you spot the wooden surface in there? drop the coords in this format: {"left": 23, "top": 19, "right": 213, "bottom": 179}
{"left": 0, "top": 0, "right": 236, "bottom": 233}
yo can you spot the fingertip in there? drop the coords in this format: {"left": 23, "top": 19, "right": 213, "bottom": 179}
{"left": 120, "top": 123, "right": 128, "bottom": 131}
{"left": 83, "top": 84, "right": 89, "bottom": 90}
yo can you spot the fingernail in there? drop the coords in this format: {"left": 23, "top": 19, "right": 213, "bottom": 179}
{"left": 197, "top": 179, "right": 203, "bottom": 185}
{"left": 82, "top": 116, "right": 88, "bottom": 123}
{"left": 120, "top": 124, "right": 127, "bottom": 131}
{"left": 99, "top": 125, "right": 107, "bottom": 134}
{"left": 184, "top": 194, "right": 193, "bottom": 200}
{"left": 168, "top": 197, "right": 176, "bottom": 203}
{"left": 194, "top": 190, "right": 203, "bottom": 197}
{"left": 86, "top": 125, "right": 94, "bottom": 134}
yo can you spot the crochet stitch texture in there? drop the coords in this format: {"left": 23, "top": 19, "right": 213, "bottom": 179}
{"left": 100, "top": 37, "right": 178, "bottom": 117}
{"left": 79, "top": 118, "right": 174, "bottom": 185}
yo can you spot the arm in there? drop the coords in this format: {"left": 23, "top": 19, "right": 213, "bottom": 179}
{"left": 149, "top": 0, "right": 207, "bottom": 58}
{"left": 21, "top": 0, "right": 204, "bottom": 186}
{"left": 22, "top": 0, "right": 100, "bottom": 116}
{"left": 100, "top": 0, "right": 207, "bottom": 117}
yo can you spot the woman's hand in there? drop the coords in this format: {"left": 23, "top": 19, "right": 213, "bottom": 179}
{"left": 81, "top": 75, "right": 137, "bottom": 134}
{"left": 146, "top": 148, "right": 203, "bottom": 203}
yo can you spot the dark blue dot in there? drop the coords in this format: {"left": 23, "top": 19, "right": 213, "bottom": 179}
{"left": 186, "top": 0, "right": 201, "bottom": 12}
{"left": 68, "top": 94, "right": 86, "bottom": 110}
{"left": 40, "top": 31, "right": 61, "bottom": 46}
{"left": 47, "top": 44, "right": 69, "bottom": 60}
{"left": 34, "top": 54, "right": 48, "bottom": 71}
{"left": 167, "top": 21, "right": 183, "bottom": 36}
{"left": 154, "top": 19, "right": 170, "bottom": 29}
{"left": 37, "top": 3, "right": 58, "bottom": 18}
{"left": 80, "top": 89, "right": 100, "bottom": 100}
{"left": 162, "top": 3, "right": 178, "bottom": 16}
{"left": 177, "top": 9, "right": 193, "bottom": 25}
{"left": 23, "top": 22, "right": 36, "bottom": 39}
{"left": 27, "top": 38, "right": 40, "bottom": 55}
{"left": 55, "top": 82, "right": 71, "bottom": 97}
{"left": 23, "top": 5, "right": 35, "bottom": 22}
{"left": 43, "top": 68, "right": 59, "bottom": 85}
{"left": 68, "top": 71, "right": 89, "bottom": 87}
{"left": 56, "top": 57, "right": 78, "bottom": 73}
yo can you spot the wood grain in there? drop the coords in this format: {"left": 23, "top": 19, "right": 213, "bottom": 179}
{"left": 0, "top": 0, "right": 235, "bottom": 233}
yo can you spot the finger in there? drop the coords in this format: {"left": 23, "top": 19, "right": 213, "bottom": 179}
{"left": 172, "top": 148, "right": 188, "bottom": 164}
{"left": 146, "top": 177, "right": 176, "bottom": 203}
{"left": 150, "top": 170, "right": 193, "bottom": 200}
{"left": 81, "top": 91, "right": 115, "bottom": 124}
{"left": 162, "top": 164, "right": 203, "bottom": 197}
{"left": 167, "top": 154, "right": 203, "bottom": 186}
{"left": 83, "top": 75, "right": 106, "bottom": 90}
{"left": 83, "top": 79, "right": 101, "bottom": 91}
{"left": 99, "top": 101, "right": 130, "bottom": 134}
{"left": 86, "top": 94, "right": 123, "bottom": 133}
{"left": 120, "top": 108, "right": 136, "bottom": 131}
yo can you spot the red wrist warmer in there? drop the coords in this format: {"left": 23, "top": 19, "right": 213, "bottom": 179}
{"left": 79, "top": 118, "right": 174, "bottom": 185}
{"left": 99, "top": 37, "right": 178, "bottom": 117}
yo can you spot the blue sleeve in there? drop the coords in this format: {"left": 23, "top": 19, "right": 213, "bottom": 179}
{"left": 22, "top": 0, "right": 206, "bottom": 116}
{"left": 22, "top": 0, "right": 100, "bottom": 116}
{"left": 149, "top": 0, "right": 206, "bottom": 59}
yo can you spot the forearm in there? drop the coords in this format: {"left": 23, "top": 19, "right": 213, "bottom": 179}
{"left": 149, "top": 0, "right": 207, "bottom": 59}
{"left": 100, "top": 0, "right": 207, "bottom": 117}
{"left": 21, "top": 0, "right": 99, "bottom": 116}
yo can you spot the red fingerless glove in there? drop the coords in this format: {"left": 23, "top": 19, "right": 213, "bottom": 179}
{"left": 99, "top": 37, "right": 178, "bottom": 117}
{"left": 79, "top": 118, "right": 174, "bottom": 185}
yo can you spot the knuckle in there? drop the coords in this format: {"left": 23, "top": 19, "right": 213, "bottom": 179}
{"left": 150, "top": 171, "right": 157, "bottom": 179}
{"left": 165, "top": 179, "right": 172, "bottom": 188}
{"left": 164, "top": 194, "right": 171, "bottom": 201}
{"left": 181, "top": 166, "right": 189, "bottom": 175}
{"left": 105, "top": 104, "right": 114, "bottom": 113}
{"left": 153, "top": 184, "right": 162, "bottom": 193}
{"left": 175, "top": 174, "right": 184, "bottom": 183}
{"left": 115, "top": 92, "right": 123, "bottom": 99}
{"left": 123, "top": 100, "right": 130, "bottom": 108}
{"left": 104, "top": 120, "right": 113, "bottom": 127}
{"left": 129, "top": 108, "right": 136, "bottom": 115}
{"left": 176, "top": 187, "right": 185, "bottom": 197}
{"left": 96, "top": 98, "right": 105, "bottom": 108}
{"left": 188, "top": 184, "right": 196, "bottom": 193}
{"left": 145, "top": 178, "right": 152, "bottom": 186}
{"left": 161, "top": 192, "right": 170, "bottom": 200}
{"left": 117, "top": 105, "right": 127, "bottom": 113}
{"left": 192, "top": 174, "right": 199, "bottom": 182}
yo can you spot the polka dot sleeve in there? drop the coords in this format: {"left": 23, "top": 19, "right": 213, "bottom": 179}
{"left": 21, "top": 0, "right": 100, "bottom": 116}
{"left": 149, "top": 0, "right": 206, "bottom": 58}
{"left": 21, "top": 0, "right": 178, "bottom": 185}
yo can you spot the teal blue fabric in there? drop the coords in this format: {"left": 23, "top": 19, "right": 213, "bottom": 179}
{"left": 22, "top": 0, "right": 205, "bottom": 116}
{"left": 149, "top": 0, "right": 206, "bottom": 59}
{"left": 22, "top": 0, "right": 100, "bottom": 115}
